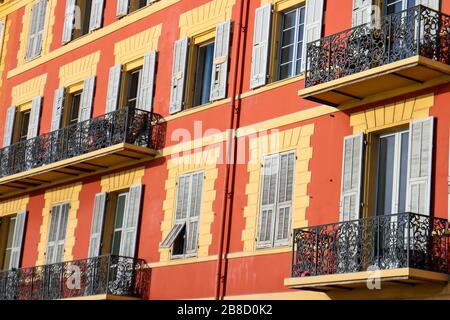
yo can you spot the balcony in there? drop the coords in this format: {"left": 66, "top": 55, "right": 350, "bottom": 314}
{"left": 0, "top": 107, "right": 165, "bottom": 199}
{"left": 0, "top": 255, "right": 150, "bottom": 300}
{"left": 299, "top": 6, "right": 450, "bottom": 108}
{"left": 285, "top": 213, "right": 450, "bottom": 291}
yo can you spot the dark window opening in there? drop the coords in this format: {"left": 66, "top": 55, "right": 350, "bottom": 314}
{"left": 126, "top": 68, "right": 142, "bottom": 109}
{"left": 192, "top": 42, "right": 215, "bottom": 107}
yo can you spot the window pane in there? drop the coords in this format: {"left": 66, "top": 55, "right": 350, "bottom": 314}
{"left": 69, "top": 92, "right": 82, "bottom": 125}
{"left": 282, "top": 28, "right": 296, "bottom": 47}
{"left": 19, "top": 112, "right": 30, "bottom": 141}
{"left": 398, "top": 132, "right": 410, "bottom": 213}
{"left": 114, "top": 193, "right": 127, "bottom": 229}
{"left": 127, "top": 69, "right": 142, "bottom": 109}
{"left": 280, "top": 46, "right": 294, "bottom": 65}
{"left": 279, "top": 63, "right": 292, "bottom": 80}
{"left": 193, "top": 42, "right": 215, "bottom": 107}
{"left": 111, "top": 231, "right": 122, "bottom": 255}
{"left": 376, "top": 135, "right": 395, "bottom": 215}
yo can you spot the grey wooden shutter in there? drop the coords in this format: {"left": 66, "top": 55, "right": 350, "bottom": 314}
{"left": 352, "top": 0, "right": 372, "bottom": 27}
{"left": 274, "top": 152, "right": 295, "bottom": 246}
{"left": 88, "top": 193, "right": 107, "bottom": 258}
{"left": 89, "top": 0, "right": 104, "bottom": 32}
{"left": 340, "top": 133, "right": 364, "bottom": 222}
{"left": 302, "top": 0, "right": 324, "bottom": 72}
{"left": 417, "top": 0, "right": 440, "bottom": 10}
{"left": 3, "top": 106, "right": 16, "bottom": 147}
{"left": 160, "top": 222, "right": 185, "bottom": 248}
{"left": 62, "top": 0, "right": 76, "bottom": 44}
{"left": 27, "top": 96, "right": 42, "bottom": 139}
{"left": 106, "top": 65, "right": 122, "bottom": 113}
{"left": 406, "top": 117, "right": 434, "bottom": 216}
{"left": 185, "top": 172, "right": 203, "bottom": 255}
{"left": 137, "top": 51, "right": 157, "bottom": 112}
{"left": 51, "top": 87, "right": 65, "bottom": 132}
{"left": 117, "top": 0, "right": 129, "bottom": 17}
{"left": 26, "top": 0, "right": 47, "bottom": 60}
{"left": 46, "top": 204, "right": 69, "bottom": 264}
{"left": 169, "top": 38, "right": 189, "bottom": 114}
{"left": 79, "top": 76, "right": 96, "bottom": 122}
{"left": 119, "top": 184, "right": 143, "bottom": 257}
{"left": 257, "top": 155, "right": 279, "bottom": 248}
{"left": 9, "top": 211, "right": 27, "bottom": 269}
{"left": 250, "top": 4, "right": 272, "bottom": 89}
{"left": 210, "top": 20, "right": 231, "bottom": 101}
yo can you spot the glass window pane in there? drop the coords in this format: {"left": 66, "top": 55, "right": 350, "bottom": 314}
{"left": 193, "top": 42, "right": 215, "bottom": 107}
{"left": 282, "top": 28, "right": 296, "bottom": 47}
{"left": 279, "top": 63, "right": 292, "bottom": 80}
{"left": 280, "top": 46, "right": 294, "bottom": 65}
{"left": 376, "top": 135, "right": 395, "bottom": 215}
{"left": 283, "top": 11, "right": 297, "bottom": 29}
{"left": 111, "top": 231, "right": 122, "bottom": 255}
{"left": 114, "top": 193, "right": 127, "bottom": 229}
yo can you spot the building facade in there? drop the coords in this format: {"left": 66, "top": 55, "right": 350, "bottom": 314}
{"left": 0, "top": 0, "right": 449, "bottom": 300}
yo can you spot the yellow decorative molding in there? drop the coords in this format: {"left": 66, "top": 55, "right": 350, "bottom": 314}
{"left": 36, "top": 182, "right": 82, "bottom": 265}
{"left": 160, "top": 147, "right": 221, "bottom": 262}
{"left": 59, "top": 51, "right": 101, "bottom": 87}
{"left": 43, "top": 0, "right": 56, "bottom": 56}
{"left": 11, "top": 73, "right": 47, "bottom": 105}
{"left": 114, "top": 24, "right": 162, "bottom": 65}
{"left": 100, "top": 167, "right": 145, "bottom": 193}
{"left": 16, "top": 1, "right": 31, "bottom": 65}
{"left": 0, "top": 17, "right": 10, "bottom": 94}
{"left": 350, "top": 93, "right": 434, "bottom": 134}
{"left": 179, "top": 0, "right": 235, "bottom": 38}
{"left": 242, "top": 125, "right": 314, "bottom": 252}
{"left": 0, "top": 196, "right": 29, "bottom": 217}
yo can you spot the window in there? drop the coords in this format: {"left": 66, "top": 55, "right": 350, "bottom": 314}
{"left": 0, "top": 216, "right": 16, "bottom": 270}
{"left": 110, "top": 192, "right": 128, "bottom": 256}
{"left": 73, "top": 0, "right": 93, "bottom": 40}
{"left": 129, "top": 0, "right": 148, "bottom": 14}
{"left": 192, "top": 42, "right": 215, "bottom": 107}
{"left": 257, "top": 151, "right": 295, "bottom": 248}
{"left": 125, "top": 68, "right": 142, "bottom": 109}
{"left": 12, "top": 110, "right": 31, "bottom": 144}
{"left": 384, "top": 0, "right": 415, "bottom": 15}
{"left": 277, "top": 5, "right": 306, "bottom": 81}
{"left": 45, "top": 203, "right": 69, "bottom": 264}
{"left": 117, "top": 0, "right": 158, "bottom": 17}
{"left": 26, "top": 0, "right": 48, "bottom": 61}
{"left": 160, "top": 171, "right": 204, "bottom": 258}
{"left": 66, "top": 91, "right": 82, "bottom": 127}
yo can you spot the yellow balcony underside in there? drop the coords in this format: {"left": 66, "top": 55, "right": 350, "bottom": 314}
{"left": 284, "top": 268, "right": 449, "bottom": 292}
{"left": 299, "top": 56, "right": 450, "bottom": 109}
{"left": 0, "top": 143, "right": 156, "bottom": 200}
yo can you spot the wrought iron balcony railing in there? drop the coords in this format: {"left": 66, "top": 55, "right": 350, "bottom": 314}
{"left": 291, "top": 213, "right": 450, "bottom": 278}
{"left": 0, "top": 255, "right": 150, "bottom": 300}
{"left": 0, "top": 107, "right": 165, "bottom": 179}
{"left": 305, "top": 5, "right": 450, "bottom": 88}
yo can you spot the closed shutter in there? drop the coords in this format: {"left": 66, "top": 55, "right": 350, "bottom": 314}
{"left": 210, "top": 20, "right": 231, "bottom": 101}
{"left": 27, "top": 96, "right": 42, "bottom": 139}
{"left": 301, "top": 0, "right": 324, "bottom": 72}
{"left": 406, "top": 117, "right": 434, "bottom": 215}
{"left": 51, "top": 87, "right": 65, "bottom": 132}
{"left": 119, "top": 184, "right": 143, "bottom": 257}
{"left": 46, "top": 204, "right": 69, "bottom": 264}
{"left": 88, "top": 193, "right": 107, "bottom": 258}
{"left": 89, "top": 0, "right": 104, "bottom": 32}
{"left": 79, "top": 76, "right": 96, "bottom": 122}
{"left": 3, "top": 106, "right": 16, "bottom": 147}
{"left": 257, "top": 155, "right": 279, "bottom": 248}
{"left": 117, "top": 0, "right": 129, "bottom": 17}
{"left": 185, "top": 172, "right": 203, "bottom": 255}
{"left": 26, "top": 0, "right": 47, "bottom": 60}
{"left": 340, "top": 133, "right": 364, "bottom": 222}
{"left": 169, "top": 38, "right": 189, "bottom": 114}
{"left": 62, "top": 0, "right": 76, "bottom": 44}
{"left": 8, "top": 211, "right": 27, "bottom": 269}
{"left": 417, "top": 0, "right": 440, "bottom": 10}
{"left": 106, "top": 65, "right": 122, "bottom": 113}
{"left": 250, "top": 4, "right": 272, "bottom": 89}
{"left": 137, "top": 51, "right": 157, "bottom": 112}
{"left": 352, "top": 0, "right": 372, "bottom": 27}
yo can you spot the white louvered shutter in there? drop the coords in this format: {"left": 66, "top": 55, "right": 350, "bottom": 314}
{"left": 3, "top": 106, "right": 16, "bottom": 147}
{"left": 340, "top": 133, "right": 364, "bottom": 222}
{"left": 46, "top": 204, "right": 69, "bottom": 264}
{"left": 210, "top": 20, "right": 231, "bottom": 101}
{"left": 417, "top": 0, "right": 440, "bottom": 10}
{"left": 79, "top": 76, "right": 96, "bottom": 122}
{"left": 406, "top": 117, "right": 434, "bottom": 216}
{"left": 137, "top": 51, "right": 157, "bottom": 112}
{"left": 119, "top": 184, "right": 143, "bottom": 257}
{"left": 88, "top": 193, "right": 107, "bottom": 258}
{"left": 51, "top": 87, "right": 65, "bottom": 132}
{"left": 257, "top": 155, "right": 279, "bottom": 248}
{"left": 302, "top": 0, "right": 324, "bottom": 72}
{"left": 89, "top": 0, "right": 104, "bottom": 32}
{"left": 186, "top": 172, "right": 203, "bottom": 255}
{"left": 352, "top": 0, "right": 372, "bottom": 27}
{"left": 26, "top": 0, "right": 47, "bottom": 60}
{"left": 117, "top": 0, "right": 130, "bottom": 17}
{"left": 169, "top": 38, "right": 188, "bottom": 114}
{"left": 106, "top": 65, "right": 122, "bottom": 113}
{"left": 9, "top": 211, "right": 27, "bottom": 269}
{"left": 250, "top": 4, "right": 272, "bottom": 89}
{"left": 27, "top": 96, "right": 42, "bottom": 139}
{"left": 62, "top": 0, "right": 76, "bottom": 44}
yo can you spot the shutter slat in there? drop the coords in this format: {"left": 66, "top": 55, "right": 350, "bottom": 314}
{"left": 302, "top": 0, "right": 324, "bottom": 72}
{"left": 119, "top": 184, "right": 143, "bottom": 257}
{"left": 417, "top": 0, "right": 440, "bottom": 10}
{"left": 27, "top": 96, "right": 42, "bottom": 139}
{"left": 89, "top": 0, "right": 105, "bottom": 32}
{"left": 62, "top": 0, "right": 76, "bottom": 44}
{"left": 33, "top": 0, "right": 47, "bottom": 58}
{"left": 106, "top": 65, "right": 122, "bottom": 113}
{"left": 352, "top": 0, "right": 372, "bottom": 27}
{"left": 160, "top": 222, "right": 185, "bottom": 248}
{"left": 169, "top": 38, "right": 189, "bottom": 114}
{"left": 210, "top": 20, "right": 231, "bottom": 101}
{"left": 137, "top": 51, "right": 157, "bottom": 112}
{"left": 117, "top": 0, "right": 130, "bottom": 17}
{"left": 88, "top": 193, "right": 107, "bottom": 258}
{"left": 79, "top": 76, "right": 96, "bottom": 122}
{"left": 9, "top": 211, "right": 27, "bottom": 269}
{"left": 3, "top": 106, "right": 16, "bottom": 147}
{"left": 51, "top": 87, "right": 65, "bottom": 132}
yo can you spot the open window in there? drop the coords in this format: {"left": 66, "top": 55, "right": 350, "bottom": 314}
{"left": 64, "top": 90, "right": 82, "bottom": 127}
{"left": 123, "top": 67, "right": 143, "bottom": 109}
{"left": 116, "top": 0, "right": 159, "bottom": 17}
{"left": 188, "top": 39, "right": 215, "bottom": 108}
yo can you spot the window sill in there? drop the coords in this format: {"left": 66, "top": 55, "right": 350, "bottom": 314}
{"left": 240, "top": 74, "right": 305, "bottom": 99}
{"left": 149, "top": 255, "right": 218, "bottom": 268}
{"left": 165, "top": 97, "right": 232, "bottom": 121}
{"left": 226, "top": 246, "right": 291, "bottom": 259}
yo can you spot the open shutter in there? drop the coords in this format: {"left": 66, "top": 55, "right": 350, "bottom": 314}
{"left": 119, "top": 184, "right": 143, "bottom": 257}
{"left": 352, "top": 0, "right": 372, "bottom": 27}
{"left": 160, "top": 222, "right": 185, "bottom": 248}
{"left": 106, "top": 65, "right": 122, "bottom": 113}
{"left": 79, "top": 76, "right": 96, "bottom": 122}
{"left": 117, "top": 0, "right": 129, "bottom": 17}
{"left": 51, "top": 87, "right": 65, "bottom": 132}
{"left": 9, "top": 211, "right": 27, "bottom": 269}
{"left": 89, "top": 0, "right": 104, "bottom": 32}
{"left": 340, "top": 133, "right": 364, "bottom": 222}
{"left": 406, "top": 117, "right": 434, "bottom": 216}
{"left": 62, "top": 0, "right": 76, "bottom": 44}
{"left": 27, "top": 96, "right": 42, "bottom": 139}
{"left": 169, "top": 38, "right": 188, "bottom": 114}
{"left": 257, "top": 155, "right": 279, "bottom": 248}
{"left": 185, "top": 172, "right": 203, "bottom": 255}
{"left": 417, "top": 0, "right": 440, "bottom": 10}
{"left": 210, "top": 20, "right": 231, "bottom": 101}
{"left": 88, "top": 193, "right": 107, "bottom": 258}
{"left": 3, "top": 106, "right": 16, "bottom": 147}
{"left": 137, "top": 51, "right": 157, "bottom": 112}
{"left": 26, "top": 0, "right": 47, "bottom": 60}
{"left": 250, "top": 4, "right": 272, "bottom": 89}
{"left": 302, "top": 0, "right": 324, "bottom": 72}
